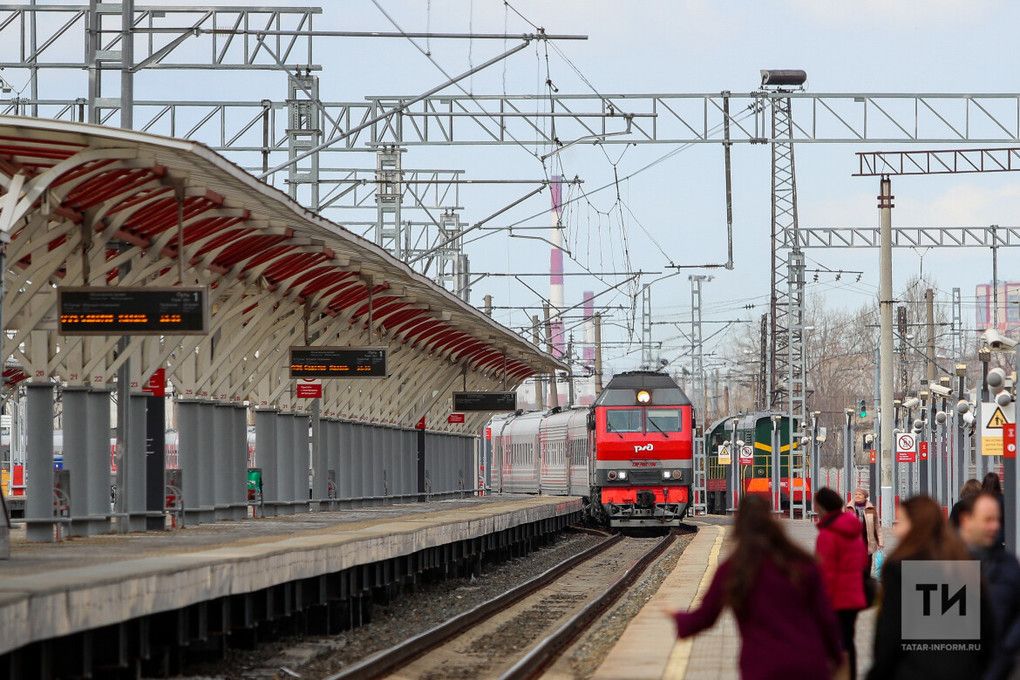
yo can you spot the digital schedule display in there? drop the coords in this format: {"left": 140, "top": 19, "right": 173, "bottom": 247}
{"left": 289, "top": 347, "right": 387, "bottom": 378}
{"left": 452, "top": 391, "right": 517, "bottom": 412}
{"left": 58, "top": 286, "right": 208, "bottom": 336}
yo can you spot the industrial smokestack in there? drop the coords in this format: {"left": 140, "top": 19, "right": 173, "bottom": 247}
{"left": 583, "top": 291, "right": 595, "bottom": 363}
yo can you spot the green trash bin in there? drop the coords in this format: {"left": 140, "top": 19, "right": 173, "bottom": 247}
{"left": 247, "top": 468, "right": 263, "bottom": 504}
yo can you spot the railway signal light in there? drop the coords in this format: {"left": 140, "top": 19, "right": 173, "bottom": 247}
{"left": 858, "top": 399, "right": 867, "bottom": 418}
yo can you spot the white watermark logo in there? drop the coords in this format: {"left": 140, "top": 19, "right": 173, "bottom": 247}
{"left": 901, "top": 560, "right": 981, "bottom": 641}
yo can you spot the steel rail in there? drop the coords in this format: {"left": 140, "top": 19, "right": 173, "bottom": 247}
{"left": 324, "top": 530, "right": 624, "bottom": 680}
{"left": 500, "top": 531, "right": 679, "bottom": 680}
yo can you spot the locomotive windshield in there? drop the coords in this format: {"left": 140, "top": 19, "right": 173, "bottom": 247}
{"left": 647, "top": 408, "right": 683, "bottom": 433}
{"left": 604, "top": 407, "right": 683, "bottom": 435}
{"left": 606, "top": 409, "right": 642, "bottom": 433}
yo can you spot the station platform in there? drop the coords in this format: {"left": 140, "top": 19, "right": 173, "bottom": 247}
{"left": 0, "top": 494, "right": 581, "bottom": 670}
{"left": 594, "top": 517, "right": 885, "bottom": 680}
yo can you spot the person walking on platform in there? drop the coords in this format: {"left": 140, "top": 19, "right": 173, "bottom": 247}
{"left": 670, "top": 495, "right": 845, "bottom": 680}
{"left": 950, "top": 478, "right": 983, "bottom": 528}
{"left": 847, "top": 487, "right": 883, "bottom": 572}
{"left": 817, "top": 487, "right": 868, "bottom": 680}
{"left": 868, "top": 495, "right": 992, "bottom": 680}
{"left": 958, "top": 492, "right": 1020, "bottom": 680}
{"left": 982, "top": 472, "right": 1006, "bottom": 547}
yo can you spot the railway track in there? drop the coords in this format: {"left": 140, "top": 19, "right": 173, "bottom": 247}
{"left": 326, "top": 528, "right": 679, "bottom": 680}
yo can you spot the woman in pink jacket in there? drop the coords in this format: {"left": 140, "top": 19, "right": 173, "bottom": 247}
{"left": 814, "top": 487, "right": 868, "bottom": 679}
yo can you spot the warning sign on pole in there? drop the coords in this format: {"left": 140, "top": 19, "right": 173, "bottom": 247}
{"left": 717, "top": 444, "right": 731, "bottom": 465}
{"left": 982, "top": 402, "right": 1014, "bottom": 456}
{"left": 919, "top": 441, "right": 929, "bottom": 461}
{"left": 896, "top": 433, "right": 917, "bottom": 463}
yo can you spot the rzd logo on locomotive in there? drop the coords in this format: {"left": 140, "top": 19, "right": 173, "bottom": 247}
{"left": 633, "top": 443, "right": 655, "bottom": 453}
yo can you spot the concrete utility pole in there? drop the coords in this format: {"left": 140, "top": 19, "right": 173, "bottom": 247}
{"left": 992, "top": 224, "right": 1000, "bottom": 328}
{"left": 1010, "top": 342, "right": 1020, "bottom": 553}
{"left": 926, "top": 289, "right": 937, "bottom": 385}
{"left": 593, "top": 313, "right": 604, "bottom": 396}
{"left": 565, "top": 337, "right": 576, "bottom": 407}
{"left": 532, "top": 315, "right": 544, "bottom": 410}
{"left": 544, "top": 303, "right": 559, "bottom": 408}
{"left": 878, "top": 177, "right": 895, "bottom": 527}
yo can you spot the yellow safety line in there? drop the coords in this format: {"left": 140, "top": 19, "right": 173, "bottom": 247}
{"left": 662, "top": 525, "right": 726, "bottom": 679}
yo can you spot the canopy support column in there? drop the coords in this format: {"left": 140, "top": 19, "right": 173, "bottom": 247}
{"left": 25, "top": 382, "right": 54, "bottom": 542}
{"left": 255, "top": 408, "right": 278, "bottom": 516}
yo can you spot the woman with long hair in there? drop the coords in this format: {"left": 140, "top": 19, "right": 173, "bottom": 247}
{"left": 982, "top": 472, "right": 1006, "bottom": 546}
{"left": 670, "top": 495, "right": 844, "bottom": 679}
{"left": 950, "top": 478, "right": 983, "bottom": 528}
{"left": 867, "top": 495, "right": 991, "bottom": 679}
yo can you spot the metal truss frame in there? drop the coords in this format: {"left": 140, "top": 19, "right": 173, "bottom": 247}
{"left": 786, "top": 225, "right": 1020, "bottom": 249}
{"left": 855, "top": 147, "right": 1020, "bottom": 176}
{"left": 0, "top": 4, "right": 320, "bottom": 73}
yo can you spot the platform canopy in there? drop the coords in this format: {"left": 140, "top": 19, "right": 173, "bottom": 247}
{"left": 0, "top": 117, "right": 563, "bottom": 430}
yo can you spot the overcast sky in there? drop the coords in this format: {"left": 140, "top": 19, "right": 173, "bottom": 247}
{"left": 4, "top": 0, "right": 1019, "bottom": 375}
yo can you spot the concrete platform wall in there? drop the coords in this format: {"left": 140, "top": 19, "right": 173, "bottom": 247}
{"left": 0, "top": 496, "right": 581, "bottom": 677}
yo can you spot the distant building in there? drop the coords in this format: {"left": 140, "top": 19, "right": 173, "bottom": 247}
{"left": 975, "top": 282, "right": 1020, "bottom": 333}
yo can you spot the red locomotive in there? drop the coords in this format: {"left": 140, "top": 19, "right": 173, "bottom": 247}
{"left": 491, "top": 371, "right": 693, "bottom": 528}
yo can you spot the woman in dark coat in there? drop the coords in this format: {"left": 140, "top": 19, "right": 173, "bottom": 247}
{"left": 670, "top": 495, "right": 844, "bottom": 680}
{"left": 867, "top": 495, "right": 993, "bottom": 680}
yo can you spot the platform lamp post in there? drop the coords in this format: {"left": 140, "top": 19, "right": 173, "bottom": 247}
{"left": 843, "top": 408, "right": 854, "bottom": 501}
{"left": 954, "top": 363, "right": 969, "bottom": 502}
{"left": 810, "top": 411, "right": 821, "bottom": 512}
{"left": 977, "top": 347, "right": 992, "bottom": 479}
{"left": 918, "top": 389, "right": 930, "bottom": 497}
{"left": 771, "top": 414, "right": 781, "bottom": 514}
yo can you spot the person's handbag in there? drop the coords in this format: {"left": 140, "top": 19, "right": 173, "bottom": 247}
{"left": 872, "top": 548, "right": 885, "bottom": 578}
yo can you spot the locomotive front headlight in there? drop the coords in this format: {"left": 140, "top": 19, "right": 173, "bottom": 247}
{"left": 618, "top": 470, "right": 627, "bottom": 480}
{"left": 636, "top": 389, "right": 651, "bottom": 404}
{"left": 662, "top": 470, "right": 671, "bottom": 480}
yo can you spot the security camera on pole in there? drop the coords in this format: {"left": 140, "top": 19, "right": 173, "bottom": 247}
{"left": 958, "top": 329, "right": 1019, "bottom": 551}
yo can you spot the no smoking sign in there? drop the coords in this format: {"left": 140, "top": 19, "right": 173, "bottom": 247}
{"left": 896, "top": 433, "right": 917, "bottom": 463}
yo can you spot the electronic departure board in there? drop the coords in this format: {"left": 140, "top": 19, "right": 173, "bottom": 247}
{"left": 452, "top": 391, "right": 517, "bottom": 412}
{"left": 58, "top": 286, "right": 209, "bottom": 336}
{"left": 290, "top": 347, "right": 387, "bottom": 378}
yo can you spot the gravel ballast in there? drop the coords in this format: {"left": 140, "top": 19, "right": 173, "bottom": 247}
{"left": 178, "top": 529, "right": 604, "bottom": 680}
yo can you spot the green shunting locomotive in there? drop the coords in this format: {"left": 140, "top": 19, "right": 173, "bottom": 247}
{"left": 703, "top": 411, "right": 807, "bottom": 514}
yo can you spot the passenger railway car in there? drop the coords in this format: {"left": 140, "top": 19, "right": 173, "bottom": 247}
{"left": 491, "top": 371, "right": 693, "bottom": 527}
